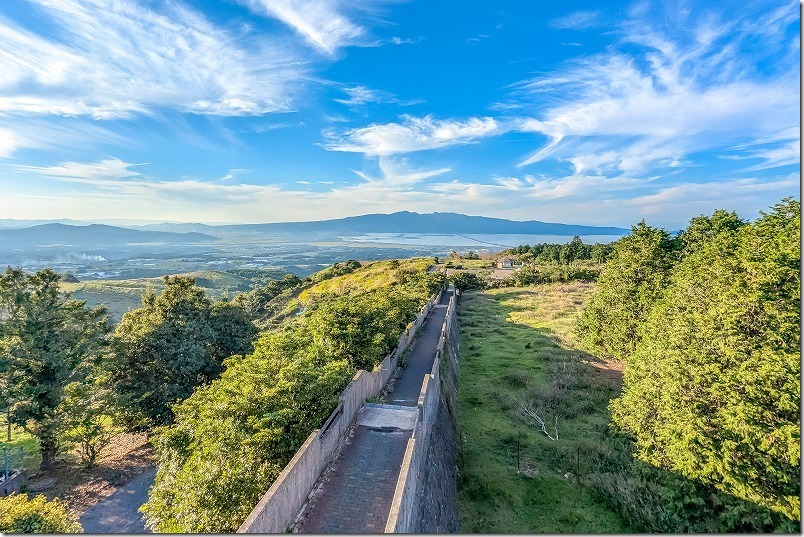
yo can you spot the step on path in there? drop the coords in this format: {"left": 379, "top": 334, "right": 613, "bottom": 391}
{"left": 293, "top": 292, "right": 451, "bottom": 533}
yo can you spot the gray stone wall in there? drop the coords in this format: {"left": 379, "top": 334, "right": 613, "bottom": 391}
{"left": 412, "top": 299, "right": 460, "bottom": 533}
{"left": 412, "top": 395, "right": 459, "bottom": 533}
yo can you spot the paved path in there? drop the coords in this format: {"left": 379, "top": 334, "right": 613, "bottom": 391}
{"left": 79, "top": 467, "right": 155, "bottom": 534}
{"left": 388, "top": 292, "right": 451, "bottom": 406}
{"left": 294, "top": 290, "right": 452, "bottom": 533}
{"left": 294, "top": 406, "right": 417, "bottom": 533}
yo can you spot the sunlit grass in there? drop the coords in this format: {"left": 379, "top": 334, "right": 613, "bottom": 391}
{"left": 456, "top": 282, "right": 630, "bottom": 533}
{"left": 1, "top": 425, "right": 41, "bottom": 474}
{"left": 299, "top": 257, "right": 433, "bottom": 303}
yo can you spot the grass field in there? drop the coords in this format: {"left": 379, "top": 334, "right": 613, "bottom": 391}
{"left": 456, "top": 282, "right": 630, "bottom": 533}
{"left": 60, "top": 270, "right": 271, "bottom": 323}
{"left": 1, "top": 425, "right": 41, "bottom": 474}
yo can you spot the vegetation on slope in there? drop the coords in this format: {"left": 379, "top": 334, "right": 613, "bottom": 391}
{"left": 299, "top": 257, "right": 433, "bottom": 303}
{"left": 141, "top": 260, "right": 444, "bottom": 532}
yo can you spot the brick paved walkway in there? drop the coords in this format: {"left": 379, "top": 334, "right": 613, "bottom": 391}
{"left": 293, "top": 406, "right": 417, "bottom": 533}
{"left": 293, "top": 290, "right": 452, "bottom": 534}
{"left": 388, "top": 291, "right": 451, "bottom": 406}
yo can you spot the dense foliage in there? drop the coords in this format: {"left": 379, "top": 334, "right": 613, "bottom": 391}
{"left": 0, "top": 494, "right": 83, "bottom": 533}
{"left": 108, "top": 276, "right": 257, "bottom": 429}
{"left": 578, "top": 199, "right": 801, "bottom": 524}
{"left": 140, "top": 329, "right": 352, "bottom": 532}
{"left": 0, "top": 268, "right": 111, "bottom": 470}
{"left": 232, "top": 273, "right": 302, "bottom": 319}
{"left": 505, "top": 236, "right": 614, "bottom": 265}
{"left": 142, "top": 264, "right": 443, "bottom": 532}
{"left": 575, "top": 222, "right": 678, "bottom": 361}
{"left": 450, "top": 271, "right": 486, "bottom": 291}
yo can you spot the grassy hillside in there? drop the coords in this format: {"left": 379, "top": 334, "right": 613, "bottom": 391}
{"left": 60, "top": 270, "right": 278, "bottom": 323}
{"left": 299, "top": 257, "right": 433, "bottom": 303}
{"left": 456, "top": 283, "right": 629, "bottom": 532}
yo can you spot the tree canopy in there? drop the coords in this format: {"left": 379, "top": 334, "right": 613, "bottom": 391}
{"left": 0, "top": 268, "right": 111, "bottom": 470}
{"left": 575, "top": 222, "right": 679, "bottom": 361}
{"left": 108, "top": 276, "right": 257, "bottom": 429}
{"left": 578, "top": 199, "right": 800, "bottom": 522}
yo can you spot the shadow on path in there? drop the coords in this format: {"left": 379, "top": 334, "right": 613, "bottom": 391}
{"left": 79, "top": 467, "right": 155, "bottom": 534}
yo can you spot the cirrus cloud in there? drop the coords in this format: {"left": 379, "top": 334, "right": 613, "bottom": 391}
{"left": 322, "top": 114, "right": 503, "bottom": 156}
{"left": 0, "top": 0, "right": 307, "bottom": 119}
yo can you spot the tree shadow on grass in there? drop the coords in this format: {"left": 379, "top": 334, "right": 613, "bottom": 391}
{"left": 456, "top": 289, "right": 800, "bottom": 534}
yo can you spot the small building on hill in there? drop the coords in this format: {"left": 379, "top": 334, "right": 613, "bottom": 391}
{"left": 497, "top": 257, "right": 514, "bottom": 269}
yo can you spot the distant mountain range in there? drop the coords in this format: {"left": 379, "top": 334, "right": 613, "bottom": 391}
{"left": 0, "top": 213, "right": 629, "bottom": 252}
{"left": 0, "top": 223, "right": 215, "bottom": 250}
{"left": 133, "top": 211, "right": 629, "bottom": 236}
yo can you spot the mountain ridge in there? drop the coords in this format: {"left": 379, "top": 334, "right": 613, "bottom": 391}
{"left": 133, "top": 211, "right": 629, "bottom": 235}
{"left": 0, "top": 223, "right": 215, "bottom": 250}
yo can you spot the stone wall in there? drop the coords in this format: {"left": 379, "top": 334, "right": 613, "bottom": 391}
{"left": 238, "top": 290, "right": 442, "bottom": 534}
{"left": 386, "top": 289, "right": 459, "bottom": 533}
{"left": 413, "top": 293, "right": 460, "bottom": 532}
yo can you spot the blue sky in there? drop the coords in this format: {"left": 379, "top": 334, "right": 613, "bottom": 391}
{"left": 0, "top": 0, "right": 799, "bottom": 227}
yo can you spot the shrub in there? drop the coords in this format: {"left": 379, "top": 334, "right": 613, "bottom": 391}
{"left": 0, "top": 494, "right": 83, "bottom": 533}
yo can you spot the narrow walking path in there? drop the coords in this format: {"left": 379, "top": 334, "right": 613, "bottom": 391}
{"left": 388, "top": 292, "right": 450, "bottom": 406}
{"left": 293, "top": 291, "right": 452, "bottom": 533}
{"left": 79, "top": 467, "right": 155, "bottom": 534}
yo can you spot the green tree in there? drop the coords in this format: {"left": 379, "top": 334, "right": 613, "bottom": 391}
{"left": 58, "top": 378, "right": 116, "bottom": 467}
{"left": 109, "top": 276, "right": 257, "bottom": 429}
{"left": 450, "top": 272, "right": 485, "bottom": 291}
{"left": 560, "top": 235, "right": 585, "bottom": 264}
{"left": 575, "top": 222, "right": 678, "bottom": 361}
{"left": 610, "top": 199, "right": 800, "bottom": 521}
{"left": 677, "top": 209, "right": 746, "bottom": 255}
{"left": 589, "top": 243, "right": 613, "bottom": 264}
{"left": 0, "top": 494, "right": 83, "bottom": 533}
{"left": 0, "top": 268, "right": 111, "bottom": 470}
{"left": 304, "top": 289, "right": 419, "bottom": 371}
{"left": 141, "top": 329, "right": 352, "bottom": 532}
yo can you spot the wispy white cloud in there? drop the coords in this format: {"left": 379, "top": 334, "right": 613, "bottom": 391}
{"left": 364, "top": 35, "right": 424, "bottom": 47}
{"left": 352, "top": 157, "right": 451, "bottom": 187}
{"left": 15, "top": 158, "right": 144, "bottom": 183}
{"left": 334, "top": 85, "right": 398, "bottom": 106}
{"left": 515, "top": 4, "right": 800, "bottom": 174}
{"left": 0, "top": 0, "right": 306, "bottom": 119}
{"left": 0, "top": 116, "right": 127, "bottom": 158}
{"left": 548, "top": 10, "right": 602, "bottom": 30}
{"left": 240, "top": 0, "right": 361, "bottom": 55}
{"left": 323, "top": 115, "right": 503, "bottom": 156}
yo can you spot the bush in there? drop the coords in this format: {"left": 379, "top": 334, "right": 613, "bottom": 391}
{"left": 0, "top": 494, "right": 83, "bottom": 533}
{"left": 451, "top": 272, "right": 485, "bottom": 291}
